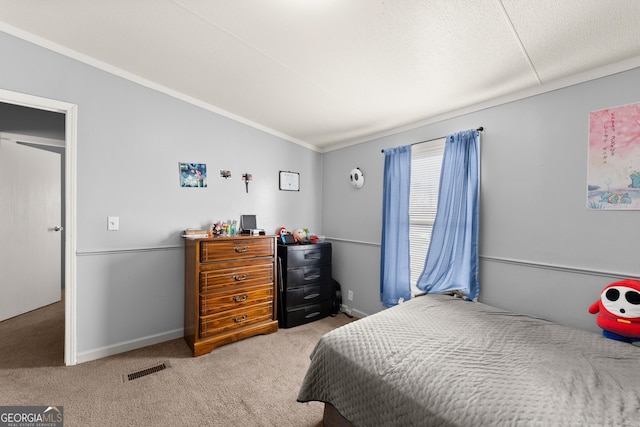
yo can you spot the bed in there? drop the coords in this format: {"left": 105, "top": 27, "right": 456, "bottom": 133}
{"left": 297, "top": 293, "right": 640, "bottom": 426}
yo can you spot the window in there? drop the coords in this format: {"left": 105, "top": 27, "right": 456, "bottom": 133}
{"left": 409, "top": 138, "right": 445, "bottom": 294}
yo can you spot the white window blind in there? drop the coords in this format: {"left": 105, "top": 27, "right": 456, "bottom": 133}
{"left": 409, "top": 138, "right": 445, "bottom": 292}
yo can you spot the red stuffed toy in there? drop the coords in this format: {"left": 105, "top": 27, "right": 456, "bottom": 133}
{"left": 589, "top": 278, "right": 640, "bottom": 343}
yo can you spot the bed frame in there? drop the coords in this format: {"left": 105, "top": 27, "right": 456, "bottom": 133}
{"left": 322, "top": 403, "right": 353, "bottom": 427}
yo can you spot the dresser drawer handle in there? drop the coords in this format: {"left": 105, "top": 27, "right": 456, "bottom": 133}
{"left": 233, "top": 294, "right": 248, "bottom": 302}
{"left": 234, "top": 245, "right": 249, "bottom": 253}
{"left": 304, "top": 293, "right": 320, "bottom": 300}
{"left": 233, "top": 274, "right": 248, "bottom": 281}
{"left": 233, "top": 314, "right": 248, "bottom": 323}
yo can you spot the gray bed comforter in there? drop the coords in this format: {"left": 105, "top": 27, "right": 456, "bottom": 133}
{"left": 297, "top": 294, "right": 640, "bottom": 426}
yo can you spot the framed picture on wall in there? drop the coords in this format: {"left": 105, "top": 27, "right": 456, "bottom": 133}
{"left": 279, "top": 171, "right": 300, "bottom": 191}
{"left": 179, "top": 162, "right": 207, "bottom": 187}
{"left": 587, "top": 102, "right": 640, "bottom": 210}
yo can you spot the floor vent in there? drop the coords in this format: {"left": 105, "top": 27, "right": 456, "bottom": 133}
{"left": 124, "top": 362, "right": 169, "bottom": 382}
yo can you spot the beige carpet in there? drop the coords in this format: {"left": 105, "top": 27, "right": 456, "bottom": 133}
{"left": 0, "top": 298, "right": 354, "bottom": 426}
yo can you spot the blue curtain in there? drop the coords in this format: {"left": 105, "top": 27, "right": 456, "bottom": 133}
{"left": 416, "top": 129, "right": 480, "bottom": 300}
{"left": 380, "top": 145, "right": 412, "bottom": 307}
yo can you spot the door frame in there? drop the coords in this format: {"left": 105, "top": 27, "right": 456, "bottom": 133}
{"left": 0, "top": 88, "right": 78, "bottom": 366}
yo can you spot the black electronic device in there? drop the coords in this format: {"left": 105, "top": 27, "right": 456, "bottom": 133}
{"left": 280, "top": 234, "right": 296, "bottom": 245}
{"left": 240, "top": 214, "right": 264, "bottom": 235}
{"left": 240, "top": 214, "right": 257, "bottom": 230}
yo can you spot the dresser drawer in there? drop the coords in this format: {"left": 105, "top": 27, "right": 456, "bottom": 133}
{"left": 200, "top": 284, "right": 273, "bottom": 316}
{"left": 279, "top": 243, "right": 331, "bottom": 268}
{"left": 201, "top": 237, "right": 274, "bottom": 263}
{"left": 284, "top": 283, "right": 331, "bottom": 307}
{"left": 284, "top": 265, "right": 331, "bottom": 289}
{"left": 200, "top": 301, "right": 273, "bottom": 338}
{"left": 282, "top": 301, "right": 331, "bottom": 328}
{"left": 200, "top": 260, "right": 274, "bottom": 294}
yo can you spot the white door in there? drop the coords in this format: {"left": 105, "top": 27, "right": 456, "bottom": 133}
{"left": 0, "top": 136, "right": 61, "bottom": 321}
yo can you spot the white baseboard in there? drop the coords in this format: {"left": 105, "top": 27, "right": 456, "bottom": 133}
{"left": 76, "top": 328, "right": 184, "bottom": 364}
{"left": 340, "top": 304, "right": 368, "bottom": 319}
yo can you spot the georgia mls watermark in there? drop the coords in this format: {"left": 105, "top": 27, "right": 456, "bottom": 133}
{"left": 0, "top": 406, "right": 63, "bottom": 427}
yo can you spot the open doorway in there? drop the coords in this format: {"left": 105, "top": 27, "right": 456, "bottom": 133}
{"left": 0, "top": 131, "right": 63, "bottom": 366}
{"left": 0, "top": 89, "right": 78, "bottom": 365}
{"left": 0, "top": 133, "right": 64, "bottom": 317}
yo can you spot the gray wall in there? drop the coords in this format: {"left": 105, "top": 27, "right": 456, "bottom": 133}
{"left": 3, "top": 27, "right": 639, "bottom": 360}
{"left": 323, "top": 67, "right": 640, "bottom": 333}
{"left": 1, "top": 31, "right": 323, "bottom": 361}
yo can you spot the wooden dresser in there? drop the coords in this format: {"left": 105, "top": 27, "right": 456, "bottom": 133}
{"left": 184, "top": 235, "right": 278, "bottom": 356}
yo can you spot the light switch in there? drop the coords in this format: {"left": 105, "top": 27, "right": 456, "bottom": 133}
{"left": 107, "top": 216, "right": 119, "bottom": 231}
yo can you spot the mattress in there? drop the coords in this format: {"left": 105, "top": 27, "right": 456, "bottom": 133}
{"left": 298, "top": 294, "right": 640, "bottom": 426}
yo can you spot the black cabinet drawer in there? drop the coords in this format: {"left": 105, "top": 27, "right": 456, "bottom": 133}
{"left": 281, "top": 301, "right": 332, "bottom": 328}
{"left": 278, "top": 243, "right": 331, "bottom": 268}
{"left": 284, "top": 283, "right": 331, "bottom": 307}
{"left": 284, "top": 265, "right": 331, "bottom": 289}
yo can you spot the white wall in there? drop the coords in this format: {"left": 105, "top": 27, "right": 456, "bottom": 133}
{"left": 322, "top": 67, "right": 640, "bottom": 333}
{"left": 0, "top": 30, "right": 323, "bottom": 362}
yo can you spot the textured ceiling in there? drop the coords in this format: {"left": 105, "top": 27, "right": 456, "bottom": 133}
{"left": 1, "top": 0, "right": 639, "bottom": 151}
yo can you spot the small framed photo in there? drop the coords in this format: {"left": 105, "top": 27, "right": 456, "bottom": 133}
{"left": 179, "top": 162, "right": 207, "bottom": 187}
{"left": 279, "top": 171, "right": 300, "bottom": 191}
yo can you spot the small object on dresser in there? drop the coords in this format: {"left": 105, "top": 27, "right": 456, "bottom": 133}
{"left": 183, "top": 228, "right": 209, "bottom": 238}
{"left": 293, "top": 228, "right": 307, "bottom": 242}
{"left": 240, "top": 214, "right": 264, "bottom": 235}
{"left": 281, "top": 234, "right": 296, "bottom": 244}
{"left": 211, "top": 221, "right": 224, "bottom": 236}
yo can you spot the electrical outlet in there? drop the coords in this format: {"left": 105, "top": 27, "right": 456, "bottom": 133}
{"left": 347, "top": 290, "right": 353, "bottom": 301}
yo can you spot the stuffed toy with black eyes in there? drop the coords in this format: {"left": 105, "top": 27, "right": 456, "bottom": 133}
{"left": 589, "top": 279, "right": 640, "bottom": 343}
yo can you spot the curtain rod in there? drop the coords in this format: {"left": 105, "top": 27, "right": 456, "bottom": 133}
{"left": 381, "top": 126, "right": 484, "bottom": 153}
